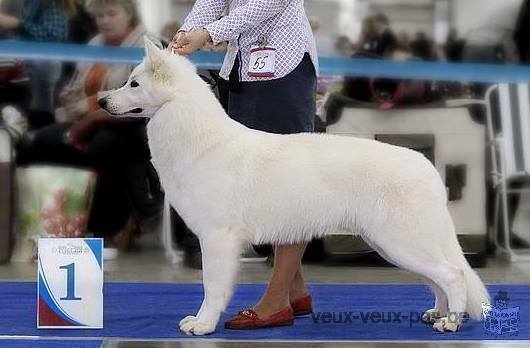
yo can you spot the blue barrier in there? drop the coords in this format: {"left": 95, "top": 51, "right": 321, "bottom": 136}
{"left": 2, "top": 40, "right": 530, "bottom": 83}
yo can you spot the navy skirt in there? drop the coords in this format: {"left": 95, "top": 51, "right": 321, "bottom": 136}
{"left": 227, "top": 53, "right": 317, "bottom": 134}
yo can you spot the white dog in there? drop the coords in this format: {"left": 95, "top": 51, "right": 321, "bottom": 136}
{"left": 99, "top": 38, "right": 490, "bottom": 335}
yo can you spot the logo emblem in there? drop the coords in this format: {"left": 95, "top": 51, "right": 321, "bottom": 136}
{"left": 482, "top": 291, "right": 519, "bottom": 336}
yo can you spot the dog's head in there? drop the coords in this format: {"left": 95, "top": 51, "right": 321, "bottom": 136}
{"left": 98, "top": 37, "right": 197, "bottom": 118}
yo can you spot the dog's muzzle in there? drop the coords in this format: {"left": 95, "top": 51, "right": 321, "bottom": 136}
{"left": 96, "top": 97, "right": 143, "bottom": 115}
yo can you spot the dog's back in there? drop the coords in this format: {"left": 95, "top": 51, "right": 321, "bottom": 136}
{"left": 227, "top": 131, "right": 444, "bottom": 245}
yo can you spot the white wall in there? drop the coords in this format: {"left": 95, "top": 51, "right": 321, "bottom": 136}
{"left": 136, "top": 0, "right": 456, "bottom": 41}
{"left": 451, "top": 0, "right": 489, "bottom": 38}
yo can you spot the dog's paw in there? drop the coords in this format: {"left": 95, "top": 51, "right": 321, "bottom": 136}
{"left": 433, "top": 317, "right": 460, "bottom": 333}
{"left": 179, "top": 317, "right": 216, "bottom": 336}
{"left": 179, "top": 315, "right": 197, "bottom": 327}
{"left": 422, "top": 309, "right": 442, "bottom": 324}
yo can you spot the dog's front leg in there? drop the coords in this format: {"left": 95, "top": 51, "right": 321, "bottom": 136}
{"left": 179, "top": 229, "right": 242, "bottom": 335}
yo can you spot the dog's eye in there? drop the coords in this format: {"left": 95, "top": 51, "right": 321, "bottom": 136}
{"left": 130, "top": 80, "right": 139, "bottom": 88}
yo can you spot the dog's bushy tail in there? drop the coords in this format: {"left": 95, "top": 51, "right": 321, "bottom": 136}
{"left": 443, "top": 210, "right": 490, "bottom": 320}
{"left": 462, "top": 259, "right": 490, "bottom": 320}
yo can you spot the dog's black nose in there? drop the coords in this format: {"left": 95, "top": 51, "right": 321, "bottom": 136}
{"left": 98, "top": 98, "right": 108, "bottom": 109}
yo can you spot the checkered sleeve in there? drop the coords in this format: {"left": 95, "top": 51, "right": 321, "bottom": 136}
{"left": 205, "top": 0, "right": 288, "bottom": 45}
{"left": 179, "top": 0, "right": 228, "bottom": 32}
{"left": 20, "top": 3, "right": 68, "bottom": 42}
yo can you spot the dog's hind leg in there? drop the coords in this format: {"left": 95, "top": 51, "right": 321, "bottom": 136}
{"left": 362, "top": 237, "right": 448, "bottom": 325}
{"left": 179, "top": 227, "right": 243, "bottom": 335}
{"left": 362, "top": 210, "right": 467, "bottom": 332}
{"left": 362, "top": 237, "right": 449, "bottom": 324}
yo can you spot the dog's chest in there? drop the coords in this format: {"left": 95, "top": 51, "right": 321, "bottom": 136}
{"left": 147, "top": 120, "right": 180, "bottom": 185}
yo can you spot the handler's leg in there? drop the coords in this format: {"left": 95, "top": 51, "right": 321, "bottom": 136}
{"left": 290, "top": 266, "right": 309, "bottom": 301}
{"left": 252, "top": 243, "right": 307, "bottom": 318}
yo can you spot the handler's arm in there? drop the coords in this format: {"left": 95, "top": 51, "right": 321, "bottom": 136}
{"left": 205, "top": 0, "right": 288, "bottom": 45}
{"left": 179, "top": 0, "right": 229, "bottom": 32}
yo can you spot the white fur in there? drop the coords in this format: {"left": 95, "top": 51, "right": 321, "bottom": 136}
{"left": 101, "top": 38, "right": 490, "bottom": 335}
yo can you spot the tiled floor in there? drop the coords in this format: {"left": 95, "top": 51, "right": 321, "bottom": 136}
{"left": 1, "top": 244, "right": 529, "bottom": 285}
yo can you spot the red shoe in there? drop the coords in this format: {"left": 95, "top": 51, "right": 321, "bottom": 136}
{"left": 224, "top": 307, "right": 294, "bottom": 330}
{"left": 290, "top": 294, "right": 313, "bottom": 316}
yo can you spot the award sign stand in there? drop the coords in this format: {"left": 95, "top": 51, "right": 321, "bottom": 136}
{"left": 37, "top": 238, "right": 103, "bottom": 329}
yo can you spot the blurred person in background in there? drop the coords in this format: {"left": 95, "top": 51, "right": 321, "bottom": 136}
{"left": 343, "top": 15, "right": 400, "bottom": 102}
{"left": 57, "top": 0, "right": 98, "bottom": 103}
{"left": 0, "top": 0, "right": 75, "bottom": 123}
{"left": 463, "top": 0, "right": 522, "bottom": 65}
{"left": 444, "top": 28, "right": 465, "bottom": 62}
{"left": 335, "top": 35, "right": 354, "bottom": 57}
{"left": 0, "top": 0, "right": 30, "bottom": 110}
{"left": 355, "top": 16, "right": 378, "bottom": 53}
{"left": 170, "top": 0, "right": 318, "bottom": 329}
{"left": 68, "top": 0, "right": 97, "bottom": 43}
{"left": 4, "top": 0, "right": 162, "bottom": 259}
{"left": 410, "top": 31, "right": 436, "bottom": 61}
{"left": 372, "top": 13, "right": 397, "bottom": 57}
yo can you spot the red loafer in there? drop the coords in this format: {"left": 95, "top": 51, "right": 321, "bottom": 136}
{"left": 224, "top": 307, "right": 294, "bottom": 330}
{"left": 290, "top": 293, "right": 313, "bottom": 316}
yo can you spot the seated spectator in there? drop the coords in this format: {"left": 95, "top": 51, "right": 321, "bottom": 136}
{"left": 3, "top": 0, "right": 163, "bottom": 258}
{"left": 0, "top": 0, "right": 75, "bottom": 119}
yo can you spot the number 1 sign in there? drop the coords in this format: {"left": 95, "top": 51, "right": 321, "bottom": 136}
{"left": 37, "top": 238, "right": 103, "bottom": 329}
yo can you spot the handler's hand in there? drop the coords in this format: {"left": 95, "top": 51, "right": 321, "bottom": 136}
{"left": 168, "top": 31, "right": 186, "bottom": 52}
{"left": 169, "top": 29, "right": 212, "bottom": 56}
{"left": 59, "top": 86, "right": 83, "bottom": 105}
{"left": 64, "top": 98, "right": 90, "bottom": 119}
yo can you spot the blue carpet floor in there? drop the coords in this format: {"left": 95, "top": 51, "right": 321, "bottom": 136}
{"left": 1, "top": 340, "right": 101, "bottom": 348}
{"left": 0, "top": 282, "right": 527, "bottom": 341}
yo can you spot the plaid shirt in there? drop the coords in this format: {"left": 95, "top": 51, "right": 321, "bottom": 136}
{"left": 180, "top": 0, "right": 318, "bottom": 82}
{"left": 20, "top": 0, "right": 69, "bottom": 42}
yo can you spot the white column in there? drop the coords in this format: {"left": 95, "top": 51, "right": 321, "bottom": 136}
{"left": 137, "top": 0, "right": 173, "bottom": 35}
{"left": 339, "top": 0, "right": 365, "bottom": 41}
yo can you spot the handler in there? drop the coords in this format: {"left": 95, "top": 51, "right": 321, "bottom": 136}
{"left": 170, "top": 0, "right": 319, "bottom": 330}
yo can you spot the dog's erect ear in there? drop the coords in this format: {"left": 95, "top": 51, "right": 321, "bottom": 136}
{"left": 143, "top": 36, "right": 174, "bottom": 85}
{"left": 144, "top": 37, "right": 163, "bottom": 68}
